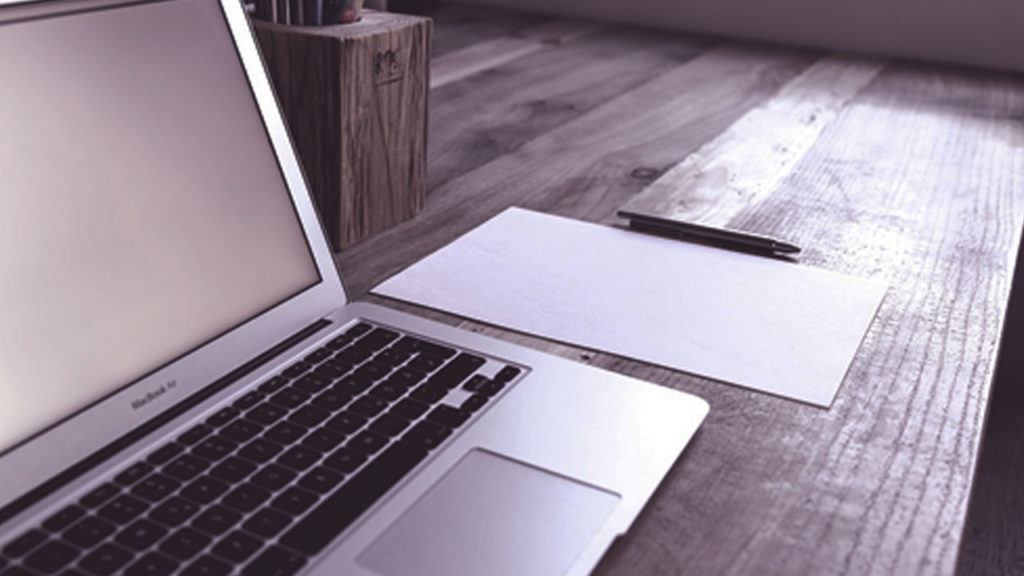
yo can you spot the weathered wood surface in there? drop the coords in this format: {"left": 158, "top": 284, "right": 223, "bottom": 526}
{"left": 336, "top": 4, "right": 1024, "bottom": 574}
{"left": 254, "top": 11, "right": 430, "bottom": 249}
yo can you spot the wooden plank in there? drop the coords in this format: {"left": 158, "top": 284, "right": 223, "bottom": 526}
{"left": 425, "top": 3, "right": 550, "bottom": 57}
{"left": 592, "top": 62, "right": 1024, "bottom": 576}
{"left": 430, "top": 19, "right": 602, "bottom": 89}
{"left": 340, "top": 42, "right": 817, "bottom": 296}
{"left": 428, "top": 27, "right": 714, "bottom": 191}
{"left": 619, "top": 54, "right": 886, "bottom": 227}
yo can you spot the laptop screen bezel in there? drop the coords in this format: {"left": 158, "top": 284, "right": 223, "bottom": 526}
{"left": 0, "top": 0, "right": 349, "bottom": 513}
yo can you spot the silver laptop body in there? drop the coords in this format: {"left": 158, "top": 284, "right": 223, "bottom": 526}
{"left": 0, "top": 0, "right": 708, "bottom": 574}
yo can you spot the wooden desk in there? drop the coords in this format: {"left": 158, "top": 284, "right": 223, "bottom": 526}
{"left": 336, "top": 4, "right": 1024, "bottom": 574}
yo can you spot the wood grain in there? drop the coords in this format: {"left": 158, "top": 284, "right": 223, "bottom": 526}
{"left": 335, "top": 6, "right": 1024, "bottom": 575}
{"left": 430, "top": 18, "right": 601, "bottom": 88}
{"left": 255, "top": 11, "right": 430, "bottom": 249}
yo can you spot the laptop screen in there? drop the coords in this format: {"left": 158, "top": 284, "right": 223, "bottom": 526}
{"left": 0, "top": 0, "right": 321, "bottom": 455}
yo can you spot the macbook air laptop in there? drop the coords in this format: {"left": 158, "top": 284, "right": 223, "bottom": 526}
{"left": 0, "top": 0, "right": 708, "bottom": 574}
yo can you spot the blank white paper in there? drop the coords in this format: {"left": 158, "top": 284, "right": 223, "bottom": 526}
{"left": 373, "top": 208, "right": 886, "bottom": 406}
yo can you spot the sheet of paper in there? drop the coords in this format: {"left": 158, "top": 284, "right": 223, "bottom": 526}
{"left": 373, "top": 208, "right": 886, "bottom": 406}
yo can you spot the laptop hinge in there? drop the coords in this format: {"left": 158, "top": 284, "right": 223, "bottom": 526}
{"left": 0, "top": 318, "right": 333, "bottom": 525}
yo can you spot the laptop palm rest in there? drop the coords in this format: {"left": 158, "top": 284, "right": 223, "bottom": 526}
{"left": 357, "top": 448, "right": 620, "bottom": 576}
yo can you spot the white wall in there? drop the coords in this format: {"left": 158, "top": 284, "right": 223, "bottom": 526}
{"left": 455, "top": 0, "right": 1024, "bottom": 73}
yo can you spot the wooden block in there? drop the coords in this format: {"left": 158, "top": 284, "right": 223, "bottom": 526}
{"left": 253, "top": 11, "right": 430, "bottom": 250}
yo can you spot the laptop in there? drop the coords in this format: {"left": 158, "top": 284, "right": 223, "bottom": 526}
{"left": 0, "top": 0, "right": 708, "bottom": 574}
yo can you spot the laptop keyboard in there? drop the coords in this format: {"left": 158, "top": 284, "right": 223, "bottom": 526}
{"left": 1, "top": 321, "right": 523, "bottom": 576}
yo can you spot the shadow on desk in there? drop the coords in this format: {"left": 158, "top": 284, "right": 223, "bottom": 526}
{"left": 957, "top": 238, "right": 1024, "bottom": 575}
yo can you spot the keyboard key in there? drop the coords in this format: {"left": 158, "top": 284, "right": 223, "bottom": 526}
{"left": 298, "top": 466, "right": 344, "bottom": 494}
{"left": 182, "top": 555, "right": 231, "bottom": 576}
{"left": 335, "top": 374, "right": 373, "bottom": 395}
{"left": 233, "top": 391, "right": 264, "bottom": 410}
{"left": 3, "top": 528, "right": 46, "bottom": 557}
{"left": 180, "top": 476, "right": 229, "bottom": 505}
{"left": 393, "top": 336, "right": 456, "bottom": 359}
{"left": 247, "top": 403, "right": 288, "bottom": 426}
{"left": 293, "top": 373, "right": 330, "bottom": 394}
{"left": 480, "top": 380, "right": 506, "bottom": 396}
{"left": 250, "top": 464, "right": 297, "bottom": 492}
{"left": 242, "top": 508, "right": 291, "bottom": 538}
{"left": 280, "top": 441, "right": 427, "bottom": 555}
{"left": 347, "top": 430, "right": 389, "bottom": 455}
{"left": 205, "top": 407, "right": 239, "bottom": 428}
{"left": 211, "top": 531, "right": 261, "bottom": 563}
{"left": 192, "top": 436, "right": 238, "bottom": 462}
{"left": 147, "top": 443, "right": 184, "bottom": 466}
{"left": 42, "top": 504, "right": 86, "bottom": 533}
{"left": 370, "top": 413, "right": 411, "bottom": 437}
{"left": 359, "top": 328, "right": 399, "bottom": 350}
{"left": 159, "top": 527, "right": 211, "bottom": 561}
{"left": 222, "top": 484, "right": 270, "bottom": 514}
{"left": 384, "top": 368, "right": 426, "bottom": 389}
{"left": 312, "top": 388, "right": 351, "bottom": 411}
{"left": 150, "top": 496, "right": 200, "bottom": 527}
{"left": 24, "top": 540, "right": 79, "bottom": 573}
{"left": 335, "top": 346, "right": 374, "bottom": 366}
{"left": 80, "top": 542, "right": 134, "bottom": 575}
{"left": 192, "top": 505, "right": 241, "bottom": 536}
{"left": 64, "top": 516, "right": 116, "bottom": 548}
{"left": 368, "top": 381, "right": 405, "bottom": 402}
{"left": 406, "top": 354, "right": 445, "bottom": 373}
{"left": 461, "top": 393, "right": 489, "bottom": 412}
{"left": 494, "top": 365, "right": 522, "bottom": 382}
{"left": 210, "top": 456, "right": 256, "bottom": 483}
{"left": 348, "top": 395, "right": 388, "bottom": 418}
{"left": 373, "top": 348, "right": 411, "bottom": 367}
{"left": 115, "top": 519, "right": 168, "bottom": 551}
{"left": 237, "top": 438, "right": 282, "bottom": 464}
{"left": 80, "top": 482, "right": 120, "bottom": 508}
{"left": 125, "top": 552, "right": 178, "bottom": 576}
{"left": 282, "top": 361, "right": 312, "bottom": 379}
{"left": 402, "top": 420, "right": 452, "bottom": 451}
{"left": 258, "top": 376, "right": 289, "bottom": 395}
{"left": 352, "top": 362, "right": 391, "bottom": 383}
{"left": 221, "top": 419, "right": 263, "bottom": 443}
{"left": 270, "top": 487, "right": 318, "bottom": 516}
{"left": 318, "top": 358, "right": 354, "bottom": 379}
{"left": 164, "top": 454, "right": 210, "bottom": 482}
{"left": 463, "top": 375, "right": 489, "bottom": 392}
{"left": 409, "top": 383, "right": 447, "bottom": 404}
{"left": 302, "top": 427, "right": 346, "bottom": 452}
{"left": 427, "top": 352, "right": 486, "bottom": 389}
{"left": 114, "top": 462, "right": 155, "bottom": 487}
{"left": 131, "top": 473, "right": 181, "bottom": 502}
{"left": 325, "top": 411, "right": 366, "bottom": 434}
{"left": 264, "top": 422, "right": 307, "bottom": 445}
{"left": 288, "top": 405, "right": 330, "bottom": 428}
{"left": 277, "top": 446, "right": 321, "bottom": 471}
{"left": 391, "top": 398, "right": 430, "bottom": 420}
{"left": 178, "top": 425, "right": 213, "bottom": 446}
{"left": 98, "top": 494, "right": 149, "bottom": 524}
{"left": 323, "top": 447, "right": 366, "bottom": 473}
{"left": 304, "top": 347, "right": 333, "bottom": 364}
{"left": 268, "top": 388, "right": 309, "bottom": 410}
{"left": 242, "top": 546, "right": 306, "bottom": 576}
{"left": 347, "top": 322, "right": 374, "bottom": 337}
{"left": 427, "top": 404, "right": 472, "bottom": 429}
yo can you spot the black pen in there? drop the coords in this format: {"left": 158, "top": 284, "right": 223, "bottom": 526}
{"left": 617, "top": 210, "right": 801, "bottom": 255}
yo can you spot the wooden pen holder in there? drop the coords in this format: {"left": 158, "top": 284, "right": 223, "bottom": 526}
{"left": 253, "top": 11, "right": 431, "bottom": 250}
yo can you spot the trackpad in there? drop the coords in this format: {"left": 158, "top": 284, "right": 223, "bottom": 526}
{"left": 358, "top": 449, "right": 620, "bottom": 576}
